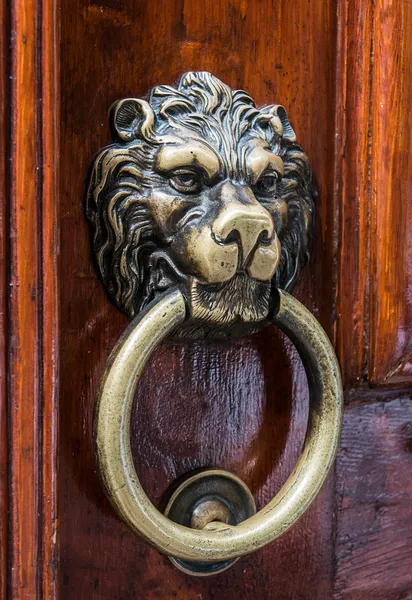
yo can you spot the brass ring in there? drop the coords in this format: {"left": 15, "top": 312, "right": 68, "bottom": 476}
{"left": 95, "top": 287, "right": 343, "bottom": 561}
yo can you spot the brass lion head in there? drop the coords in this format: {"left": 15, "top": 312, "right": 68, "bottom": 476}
{"left": 86, "top": 72, "right": 315, "bottom": 338}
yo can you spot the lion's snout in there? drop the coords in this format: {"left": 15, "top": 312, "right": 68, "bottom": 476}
{"left": 211, "top": 192, "right": 280, "bottom": 280}
{"left": 212, "top": 203, "right": 273, "bottom": 263}
{"left": 182, "top": 182, "right": 280, "bottom": 284}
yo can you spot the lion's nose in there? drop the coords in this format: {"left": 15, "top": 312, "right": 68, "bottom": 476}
{"left": 212, "top": 195, "right": 275, "bottom": 268}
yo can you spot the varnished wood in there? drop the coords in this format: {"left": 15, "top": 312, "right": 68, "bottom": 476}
{"left": 3, "top": 0, "right": 59, "bottom": 597}
{"left": 0, "top": 0, "right": 8, "bottom": 596}
{"left": 58, "top": 0, "right": 338, "bottom": 598}
{"left": 40, "top": 0, "right": 60, "bottom": 595}
{"left": 334, "top": 0, "right": 374, "bottom": 388}
{"left": 8, "top": 0, "right": 41, "bottom": 595}
{"left": 335, "top": 0, "right": 412, "bottom": 389}
{"left": 369, "top": 0, "right": 412, "bottom": 385}
{"left": 1, "top": 0, "right": 411, "bottom": 597}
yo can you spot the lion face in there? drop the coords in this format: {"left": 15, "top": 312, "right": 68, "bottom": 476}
{"left": 86, "top": 72, "right": 315, "bottom": 338}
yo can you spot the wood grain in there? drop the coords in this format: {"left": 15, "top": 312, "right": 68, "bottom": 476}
{"left": 369, "top": 0, "right": 412, "bottom": 385}
{"left": 334, "top": 0, "right": 412, "bottom": 389}
{"left": 40, "top": 0, "right": 60, "bottom": 595}
{"left": 334, "top": 0, "right": 374, "bottom": 388}
{"left": 335, "top": 397, "right": 412, "bottom": 599}
{"left": 4, "top": 0, "right": 60, "bottom": 597}
{"left": 58, "top": 0, "right": 337, "bottom": 597}
{"left": 2, "top": 0, "right": 411, "bottom": 597}
{"left": 8, "top": 0, "right": 41, "bottom": 595}
{"left": 0, "top": 0, "right": 8, "bottom": 596}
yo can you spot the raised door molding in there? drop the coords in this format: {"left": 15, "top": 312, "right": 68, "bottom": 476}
{"left": 334, "top": 0, "right": 412, "bottom": 389}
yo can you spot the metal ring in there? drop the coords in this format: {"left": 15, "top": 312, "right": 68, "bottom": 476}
{"left": 95, "top": 287, "right": 343, "bottom": 561}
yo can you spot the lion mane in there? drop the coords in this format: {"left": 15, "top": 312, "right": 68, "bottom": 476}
{"left": 86, "top": 72, "right": 315, "bottom": 320}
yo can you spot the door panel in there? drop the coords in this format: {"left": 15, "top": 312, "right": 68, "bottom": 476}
{"left": 59, "top": 1, "right": 337, "bottom": 597}
{"left": 334, "top": 0, "right": 412, "bottom": 388}
{"left": 1, "top": 0, "right": 412, "bottom": 598}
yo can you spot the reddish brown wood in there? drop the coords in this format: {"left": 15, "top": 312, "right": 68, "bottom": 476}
{"left": 334, "top": 0, "right": 374, "bottom": 388}
{"left": 335, "top": 396, "right": 412, "bottom": 599}
{"left": 58, "top": 0, "right": 337, "bottom": 598}
{"left": 3, "top": 0, "right": 59, "bottom": 597}
{"left": 334, "top": 0, "right": 412, "bottom": 389}
{"left": 369, "top": 0, "right": 412, "bottom": 385}
{"left": 1, "top": 0, "right": 411, "bottom": 597}
{"left": 40, "top": 0, "right": 60, "bottom": 595}
{"left": 0, "top": 0, "right": 8, "bottom": 596}
{"left": 8, "top": 1, "right": 41, "bottom": 595}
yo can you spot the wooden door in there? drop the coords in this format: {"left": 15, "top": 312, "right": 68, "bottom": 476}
{"left": 1, "top": 0, "right": 411, "bottom": 598}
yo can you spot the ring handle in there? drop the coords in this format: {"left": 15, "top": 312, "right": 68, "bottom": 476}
{"left": 86, "top": 72, "right": 343, "bottom": 566}
{"left": 95, "top": 287, "right": 343, "bottom": 562}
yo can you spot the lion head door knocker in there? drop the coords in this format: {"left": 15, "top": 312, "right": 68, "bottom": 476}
{"left": 86, "top": 72, "right": 343, "bottom": 576}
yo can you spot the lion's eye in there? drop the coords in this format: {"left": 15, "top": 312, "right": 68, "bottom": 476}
{"left": 169, "top": 170, "right": 202, "bottom": 194}
{"left": 254, "top": 172, "right": 279, "bottom": 195}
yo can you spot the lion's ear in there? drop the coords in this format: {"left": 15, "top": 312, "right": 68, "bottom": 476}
{"left": 111, "top": 98, "right": 155, "bottom": 142}
{"left": 267, "top": 105, "right": 296, "bottom": 142}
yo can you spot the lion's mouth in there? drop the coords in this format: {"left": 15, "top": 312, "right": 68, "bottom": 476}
{"left": 188, "top": 272, "right": 271, "bottom": 326}
{"left": 148, "top": 253, "right": 272, "bottom": 336}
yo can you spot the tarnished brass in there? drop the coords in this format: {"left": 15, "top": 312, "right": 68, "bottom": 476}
{"left": 94, "top": 288, "right": 343, "bottom": 564}
{"left": 86, "top": 71, "right": 315, "bottom": 339}
{"left": 163, "top": 469, "right": 256, "bottom": 575}
{"left": 87, "top": 73, "right": 342, "bottom": 574}
{"left": 190, "top": 500, "right": 231, "bottom": 531}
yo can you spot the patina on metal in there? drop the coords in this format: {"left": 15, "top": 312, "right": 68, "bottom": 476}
{"left": 87, "top": 72, "right": 342, "bottom": 575}
{"left": 86, "top": 71, "right": 315, "bottom": 339}
{"left": 163, "top": 469, "right": 256, "bottom": 576}
{"left": 94, "top": 287, "right": 343, "bottom": 564}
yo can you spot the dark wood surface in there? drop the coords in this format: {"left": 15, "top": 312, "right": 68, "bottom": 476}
{"left": 1, "top": 0, "right": 411, "bottom": 598}
{"left": 335, "top": 395, "right": 412, "bottom": 599}
{"left": 58, "top": 0, "right": 337, "bottom": 598}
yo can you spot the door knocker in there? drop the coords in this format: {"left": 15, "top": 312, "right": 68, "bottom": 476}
{"left": 86, "top": 71, "right": 343, "bottom": 575}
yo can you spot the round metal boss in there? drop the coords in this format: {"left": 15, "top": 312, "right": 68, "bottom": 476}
{"left": 164, "top": 469, "right": 256, "bottom": 575}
